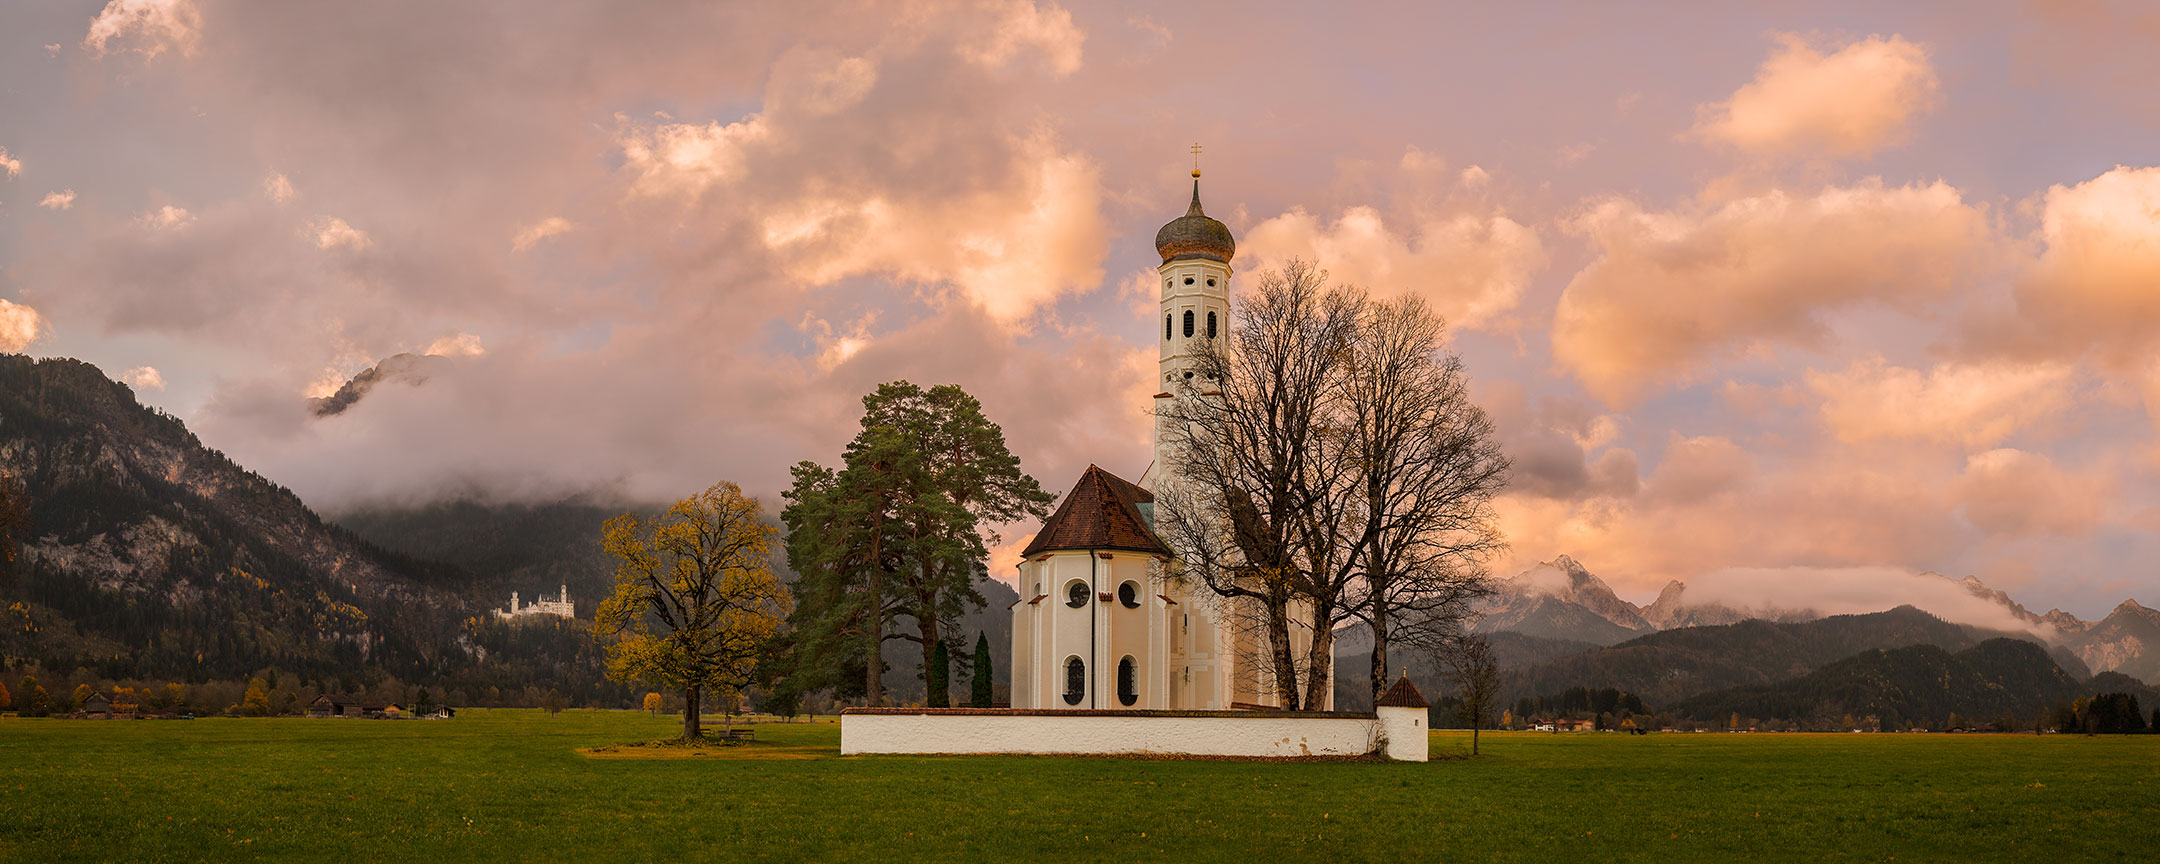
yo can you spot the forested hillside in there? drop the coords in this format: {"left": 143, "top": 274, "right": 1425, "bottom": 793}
{"left": 1669, "top": 639, "right": 2085, "bottom": 729}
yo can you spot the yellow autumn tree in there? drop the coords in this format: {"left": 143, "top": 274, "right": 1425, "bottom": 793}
{"left": 642, "top": 692, "right": 663, "bottom": 714}
{"left": 596, "top": 481, "right": 791, "bottom": 741}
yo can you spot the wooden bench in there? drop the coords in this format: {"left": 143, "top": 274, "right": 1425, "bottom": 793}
{"left": 716, "top": 728, "right": 755, "bottom": 742}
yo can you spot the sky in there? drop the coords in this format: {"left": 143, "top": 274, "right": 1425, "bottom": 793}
{"left": 3, "top": 0, "right": 2158, "bottom": 618}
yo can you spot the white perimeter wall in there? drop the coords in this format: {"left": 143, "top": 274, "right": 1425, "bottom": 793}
{"left": 841, "top": 711, "right": 1428, "bottom": 761}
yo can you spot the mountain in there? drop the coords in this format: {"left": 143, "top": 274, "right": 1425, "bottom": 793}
{"left": 1478, "top": 553, "right": 2154, "bottom": 682}
{"left": 2065, "top": 600, "right": 2160, "bottom": 683}
{"left": 1669, "top": 638, "right": 2085, "bottom": 728}
{"left": 1639, "top": 580, "right": 1757, "bottom": 629}
{"left": 333, "top": 496, "right": 632, "bottom": 608}
{"left": 0, "top": 356, "right": 470, "bottom": 680}
{"left": 309, "top": 352, "right": 450, "bottom": 417}
{"left": 1504, "top": 605, "right": 1997, "bottom": 706}
{"left": 1472, "top": 555, "right": 1654, "bottom": 645}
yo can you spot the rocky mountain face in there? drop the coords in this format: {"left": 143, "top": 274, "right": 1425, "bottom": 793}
{"left": 309, "top": 352, "right": 450, "bottom": 417}
{"left": 1478, "top": 553, "right": 2153, "bottom": 683}
{"left": 2065, "top": 600, "right": 2160, "bottom": 683}
{"left": 1471, "top": 555, "right": 1654, "bottom": 645}
{"left": 0, "top": 356, "right": 473, "bottom": 680}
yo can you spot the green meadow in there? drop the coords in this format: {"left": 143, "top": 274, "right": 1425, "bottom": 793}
{"left": 2, "top": 710, "right": 2152, "bottom": 863}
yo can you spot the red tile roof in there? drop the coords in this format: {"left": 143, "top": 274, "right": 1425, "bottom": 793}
{"left": 1376, "top": 674, "right": 1429, "bottom": 709}
{"left": 1020, "top": 465, "right": 1172, "bottom": 557}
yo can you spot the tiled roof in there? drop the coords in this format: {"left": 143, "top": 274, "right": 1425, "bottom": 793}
{"left": 1376, "top": 675, "right": 1429, "bottom": 709}
{"left": 1020, "top": 465, "right": 1172, "bottom": 557}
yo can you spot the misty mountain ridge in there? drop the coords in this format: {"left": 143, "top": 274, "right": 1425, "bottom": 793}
{"left": 1476, "top": 555, "right": 2153, "bottom": 680}
{"left": 309, "top": 352, "right": 455, "bottom": 418}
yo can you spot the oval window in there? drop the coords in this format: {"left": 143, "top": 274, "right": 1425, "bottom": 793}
{"left": 1064, "top": 656, "right": 1086, "bottom": 706}
{"left": 1118, "top": 582, "right": 1141, "bottom": 608}
{"left": 1182, "top": 310, "right": 1195, "bottom": 338}
{"left": 1066, "top": 580, "right": 1089, "bottom": 608}
{"left": 1206, "top": 278, "right": 1216, "bottom": 287}
{"left": 1183, "top": 276, "right": 1194, "bottom": 285}
{"left": 1117, "top": 657, "right": 1138, "bottom": 706}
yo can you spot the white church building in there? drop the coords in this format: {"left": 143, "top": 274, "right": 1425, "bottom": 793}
{"left": 1007, "top": 172, "right": 1328, "bottom": 713}
{"left": 842, "top": 168, "right": 1422, "bottom": 761}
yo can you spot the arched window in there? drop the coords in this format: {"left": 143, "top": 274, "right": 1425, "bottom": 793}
{"left": 1118, "top": 581, "right": 1141, "bottom": 608}
{"left": 1065, "top": 580, "right": 1089, "bottom": 608}
{"left": 1206, "top": 311, "right": 1217, "bottom": 338}
{"left": 1182, "top": 310, "right": 1195, "bottom": 338}
{"left": 1117, "top": 656, "right": 1138, "bottom": 706}
{"left": 1164, "top": 314, "right": 1172, "bottom": 340}
{"left": 1064, "top": 656, "right": 1086, "bottom": 706}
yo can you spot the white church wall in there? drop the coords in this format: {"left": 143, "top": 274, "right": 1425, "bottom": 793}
{"left": 840, "top": 710, "right": 1396, "bottom": 759}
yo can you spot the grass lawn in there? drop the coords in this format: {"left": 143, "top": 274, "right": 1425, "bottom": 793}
{"left": 2, "top": 710, "right": 2153, "bottom": 863}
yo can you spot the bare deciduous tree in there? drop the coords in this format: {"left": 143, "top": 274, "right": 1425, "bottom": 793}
{"left": 1155, "top": 261, "right": 1507, "bottom": 711}
{"left": 1155, "top": 261, "right": 1357, "bottom": 709}
{"left": 1445, "top": 633, "right": 1500, "bottom": 755}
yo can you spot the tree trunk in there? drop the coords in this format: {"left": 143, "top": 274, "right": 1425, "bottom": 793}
{"left": 1302, "top": 604, "right": 1335, "bottom": 710}
{"left": 1472, "top": 723, "right": 1481, "bottom": 756}
{"left": 918, "top": 573, "right": 942, "bottom": 707}
{"left": 683, "top": 684, "right": 702, "bottom": 741}
{"left": 1264, "top": 591, "right": 1301, "bottom": 710}
{"left": 865, "top": 566, "right": 885, "bottom": 707}
{"left": 1368, "top": 598, "right": 1391, "bottom": 708}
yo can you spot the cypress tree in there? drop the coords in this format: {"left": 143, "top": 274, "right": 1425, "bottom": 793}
{"left": 928, "top": 640, "right": 950, "bottom": 708}
{"left": 971, "top": 631, "right": 994, "bottom": 708}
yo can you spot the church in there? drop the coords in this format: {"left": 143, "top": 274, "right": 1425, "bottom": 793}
{"left": 1007, "top": 170, "right": 1330, "bottom": 712}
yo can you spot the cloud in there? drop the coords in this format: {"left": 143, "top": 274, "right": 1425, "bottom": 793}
{"left": 1958, "top": 448, "right": 2110, "bottom": 537}
{"left": 423, "top": 332, "right": 485, "bottom": 357}
{"left": 138, "top": 205, "right": 194, "bottom": 230}
{"left": 1481, "top": 383, "right": 1638, "bottom": 501}
{"left": 1553, "top": 179, "right": 1994, "bottom": 403}
{"left": 121, "top": 366, "right": 166, "bottom": 390}
{"left": 961, "top": 0, "right": 1085, "bottom": 77}
{"left": 1677, "top": 566, "right": 2054, "bottom": 635}
{"left": 82, "top": 0, "right": 202, "bottom": 60}
{"left": 308, "top": 216, "right": 371, "bottom": 251}
{"left": 0, "top": 147, "right": 20, "bottom": 179}
{"left": 263, "top": 173, "right": 296, "bottom": 204}
{"left": 1694, "top": 33, "right": 1939, "bottom": 159}
{"left": 1242, "top": 206, "right": 1543, "bottom": 331}
{"left": 1806, "top": 357, "right": 2077, "bottom": 448}
{"left": 1973, "top": 166, "right": 2160, "bottom": 366}
{"left": 511, "top": 217, "right": 575, "bottom": 251}
{"left": 0, "top": 300, "right": 48, "bottom": 353}
{"left": 39, "top": 190, "right": 76, "bottom": 210}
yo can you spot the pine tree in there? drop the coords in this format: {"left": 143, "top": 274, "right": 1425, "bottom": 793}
{"left": 928, "top": 640, "right": 951, "bottom": 708}
{"left": 971, "top": 631, "right": 994, "bottom": 708}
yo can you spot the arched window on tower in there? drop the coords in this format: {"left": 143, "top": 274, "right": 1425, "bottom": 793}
{"left": 1206, "top": 311, "right": 1217, "bottom": 338}
{"left": 1182, "top": 310, "right": 1195, "bottom": 338}
{"left": 1117, "top": 656, "right": 1138, "bottom": 706}
{"left": 1164, "top": 314, "right": 1172, "bottom": 341}
{"left": 1064, "top": 656, "right": 1086, "bottom": 706}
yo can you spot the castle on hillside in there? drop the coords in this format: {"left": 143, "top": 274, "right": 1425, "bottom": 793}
{"left": 495, "top": 586, "right": 574, "bottom": 620}
{"left": 1008, "top": 169, "right": 1329, "bottom": 711}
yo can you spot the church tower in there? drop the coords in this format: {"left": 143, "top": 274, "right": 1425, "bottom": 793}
{"left": 1150, "top": 162, "right": 1236, "bottom": 474}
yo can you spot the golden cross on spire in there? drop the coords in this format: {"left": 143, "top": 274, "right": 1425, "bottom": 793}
{"left": 1190, "top": 142, "right": 1203, "bottom": 178}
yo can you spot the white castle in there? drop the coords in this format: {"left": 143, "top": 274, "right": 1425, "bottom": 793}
{"left": 495, "top": 585, "right": 574, "bottom": 620}
{"left": 1008, "top": 169, "right": 1330, "bottom": 712}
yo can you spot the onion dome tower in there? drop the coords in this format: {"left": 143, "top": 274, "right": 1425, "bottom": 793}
{"left": 1152, "top": 151, "right": 1236, "bottom": 475}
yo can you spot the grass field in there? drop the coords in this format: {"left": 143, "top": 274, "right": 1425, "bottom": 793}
{"left": 2, "top": 710, "right": 2153, "bottom": 863}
